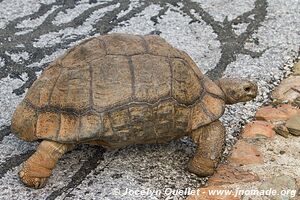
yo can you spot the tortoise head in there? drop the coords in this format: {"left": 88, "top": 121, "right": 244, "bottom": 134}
{"left": 215, "top": 78, "right": 258, "bottom": 104}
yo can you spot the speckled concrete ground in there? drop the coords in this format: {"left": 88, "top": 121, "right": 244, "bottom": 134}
{"left": 0, "top": 0, "right": 299, "bottom": 199}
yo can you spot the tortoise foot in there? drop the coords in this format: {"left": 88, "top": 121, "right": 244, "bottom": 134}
{"left": 19, "top": 168, "right": 49, "bottom": 189}
{"left": 18, "top": 144, "right": 53, "bottom": 189}
{"left": 187, "top": 157, "right": 216, "bottom": 177}
{"left": 18, "top": 141, "right": 75, "bottom": 189}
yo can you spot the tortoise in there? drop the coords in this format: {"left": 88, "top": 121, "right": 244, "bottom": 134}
{"left": 11, "top": 33, "right": 258, "bottom": 189}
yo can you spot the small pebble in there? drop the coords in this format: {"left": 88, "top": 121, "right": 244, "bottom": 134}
{"left": 279, "top": 150, "right": 286, "bottom": 155}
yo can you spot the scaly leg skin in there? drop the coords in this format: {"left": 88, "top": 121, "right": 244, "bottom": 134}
{"left": 188, "top": 120, "right": 225, "bottom": 176}
{"left": 19, "top": 140, "right": 75, "bottom": 189}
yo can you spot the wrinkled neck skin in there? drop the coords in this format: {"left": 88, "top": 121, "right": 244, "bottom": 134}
{"left": 215, "top": 80, "right": 237, "bottom": 104}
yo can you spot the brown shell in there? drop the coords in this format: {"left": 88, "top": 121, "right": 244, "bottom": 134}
{"left": 11, "top": 33, "right": 225, "bottom": 145}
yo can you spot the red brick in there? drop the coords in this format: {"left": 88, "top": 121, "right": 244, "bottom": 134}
{"left": 229, "top": 140, "right": 263, "bottom": 165}
{"left": 242, "top": 121, "right": 275, "bottom": 139}
{"left": 208, "top": 164, "right": 259, "bottom": 186}
{"left": 255, "top": 104, "right": 300, "bottom": 122}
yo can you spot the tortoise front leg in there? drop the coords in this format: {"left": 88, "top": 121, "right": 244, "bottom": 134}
{"left": 19, "top": 140, "right": 75, "bottom": 189}
{"left": 187, "top": 120, "right": 225, "bottom": 176}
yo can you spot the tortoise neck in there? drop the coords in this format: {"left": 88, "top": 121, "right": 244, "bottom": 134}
{"left": 214, "top": 79, "right": 237, "bottom": 105}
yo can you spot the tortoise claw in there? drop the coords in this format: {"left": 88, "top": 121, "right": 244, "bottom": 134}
{"left": 19, "top": 170, "right": 48, "bottom": 189}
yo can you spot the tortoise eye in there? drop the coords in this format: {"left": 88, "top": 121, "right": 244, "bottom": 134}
{"left": 244, "top": 87, "right": 251, "bottom": 92}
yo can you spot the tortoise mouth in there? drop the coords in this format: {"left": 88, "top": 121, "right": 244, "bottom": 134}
{"left": 249, "top": 93, "right": 257, "bottom": 98}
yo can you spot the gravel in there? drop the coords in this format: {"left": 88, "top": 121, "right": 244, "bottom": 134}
{"left": 0, "top": 0, "right": 299, "bottom": 199}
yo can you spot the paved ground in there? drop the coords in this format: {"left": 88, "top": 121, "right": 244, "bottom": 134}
{"left": 0, "top": 0, "right": 299, "bottom": 199}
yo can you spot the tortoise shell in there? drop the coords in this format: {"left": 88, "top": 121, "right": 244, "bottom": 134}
{"left": 11, "top": 33, "right": 225, "bottom": 148}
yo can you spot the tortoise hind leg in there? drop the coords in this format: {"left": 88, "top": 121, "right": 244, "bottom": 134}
{"left": 188, "top": 120, "right": 225, "bottom": 176}
{"left": 19, "top": 140, "right": 75, "bottom": 189}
